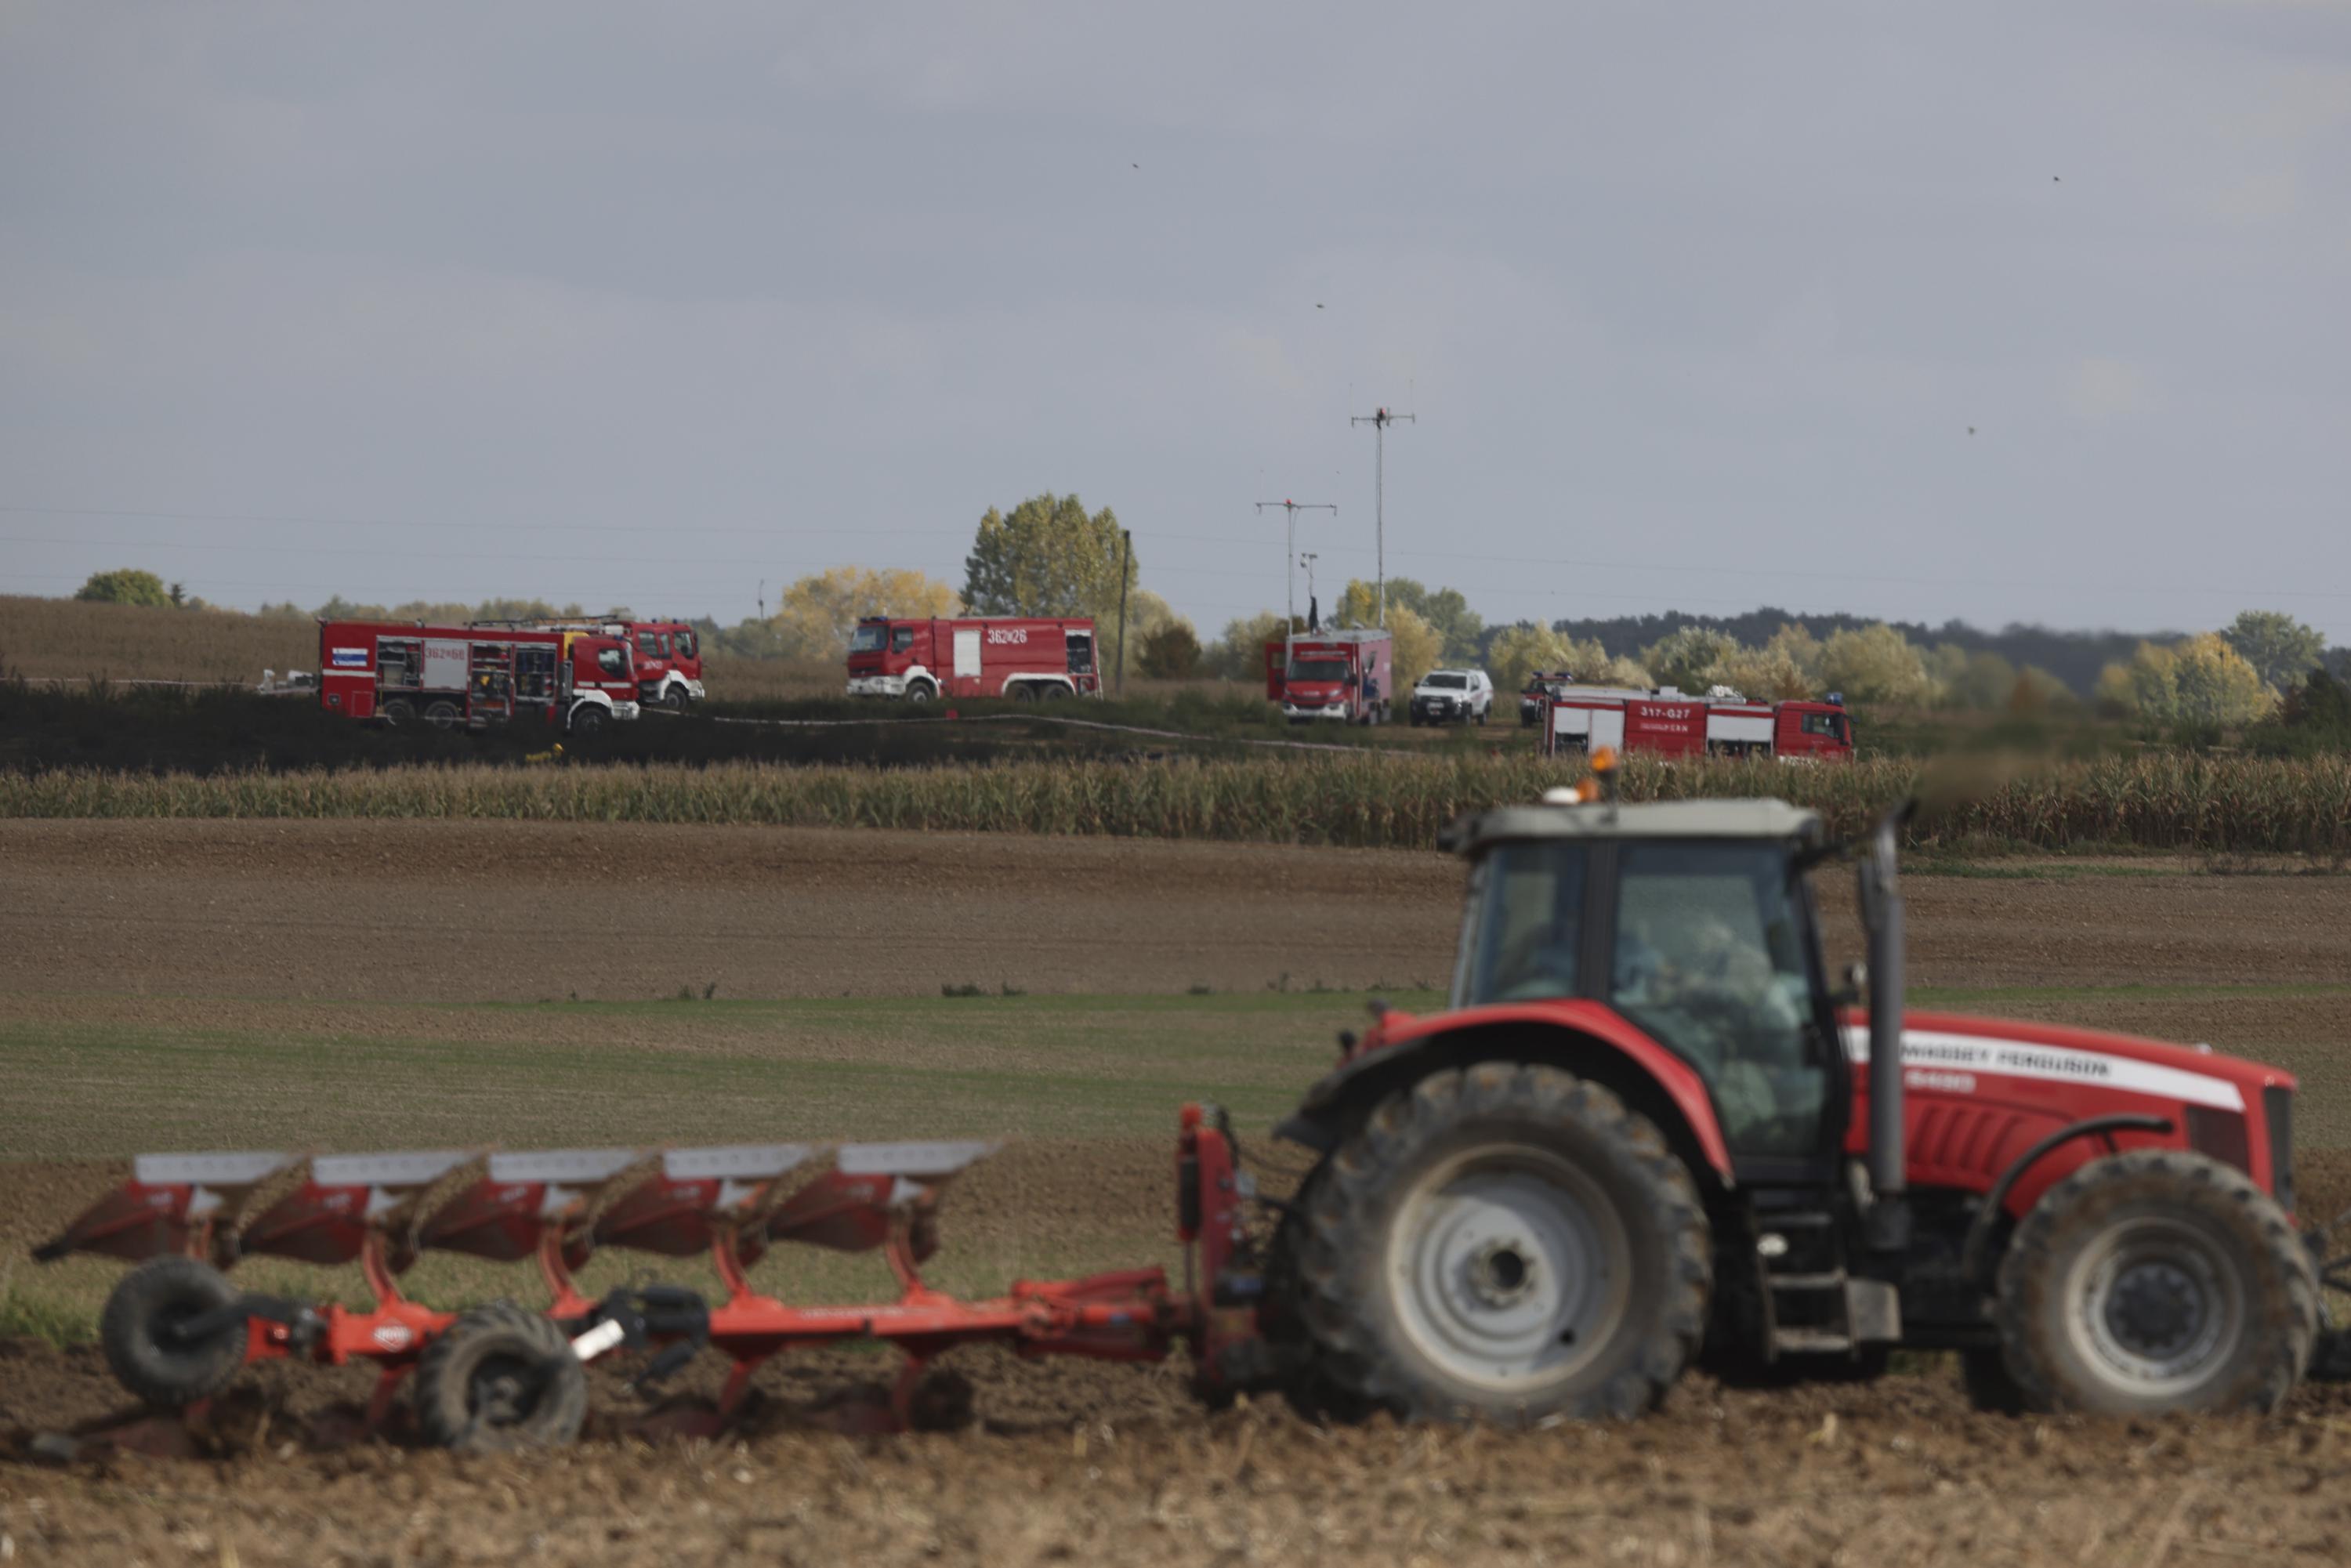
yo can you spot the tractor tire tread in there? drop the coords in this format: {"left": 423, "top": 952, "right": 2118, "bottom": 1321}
{"left": 1289, "top": 1063, "right": 1710, "bottom": 1425}
{"left": 413, "top": 1302, "right": 589, "bottom": 1453}
{"left": 1991, "top": 1148, "right": 2317, "bottom": 1415}
{"left": 100, "top": 1255, "right": 247, "bottom": 1409}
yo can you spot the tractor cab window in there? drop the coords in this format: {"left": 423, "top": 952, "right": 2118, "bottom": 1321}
{"left": 1458, "top": 843, "right": 1589, "bottom": 1005}
{"left": 850, "top": 625, "right": 888, "bottom": 654}
{"left": 1610, "top": 842, "right": 1826, "bottom": 1157}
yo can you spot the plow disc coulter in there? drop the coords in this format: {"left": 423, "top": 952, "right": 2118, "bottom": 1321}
{"left": 35, "top": 1117, "right": 1253, "bottom": 1454}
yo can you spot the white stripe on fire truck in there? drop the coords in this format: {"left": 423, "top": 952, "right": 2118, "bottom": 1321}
{"left": 1838, "top": 1026, "right": 2244, "bottom": 1112}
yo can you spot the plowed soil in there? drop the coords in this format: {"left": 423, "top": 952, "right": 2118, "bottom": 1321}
{"left": 6, "top": 822, "right": 2351, "bottom": 1564}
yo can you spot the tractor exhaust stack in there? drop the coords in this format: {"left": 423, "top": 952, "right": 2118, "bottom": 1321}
{"left": 1860, "top": 802, "right": 1914, "bottom": 1251}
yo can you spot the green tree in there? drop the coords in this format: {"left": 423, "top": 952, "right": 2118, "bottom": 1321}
{"left": 1642, "top": 626, "right": 1741, "bottom": 693}
{"left": 1328, "top": 578, "right": 1480, "bottom": 660}
{"left": 962, "top": 493, "right": 1136, "bottom": 625}
{"left": 1714, "top": 643, "right": 1815, "bottom": 701}
{"left": 74, "top": 568, "right": 172, "bottom": 607}
{"left": 2221, "top": 610, "right": 2324, "bottom": 692}
{"left": 1136, "top": 620, "right": 1202, "bottom": 679}
{"left": 1485, "top": 625, "right": 1578, "bottom": 696}
{"left": 1207, "top": 611, "right": 1306, "bottom": 681}
{"left": 1819, "top": 624, "right": 1932, "bottom": 704}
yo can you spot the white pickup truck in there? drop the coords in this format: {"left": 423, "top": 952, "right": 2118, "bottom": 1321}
{"left": 1407, "top": 668, "right": 1493, "bottom": 726}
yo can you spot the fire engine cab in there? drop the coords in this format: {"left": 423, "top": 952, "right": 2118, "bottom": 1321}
{"left": 1539, "top": 683, "right": 1856, "bottom": 761}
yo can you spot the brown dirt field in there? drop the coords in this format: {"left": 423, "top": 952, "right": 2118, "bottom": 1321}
{"left": 0, "top": 820, "right": 1462, "bottom": 1001}
{"left": 9, "top": 824, "right": 2351, "bottom": 1563}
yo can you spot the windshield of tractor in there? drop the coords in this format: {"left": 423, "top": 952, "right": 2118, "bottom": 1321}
{"left": 1610, "top": 842, "right": 1826, "bottom": 1157}
{"left": 1288, "top": 657, "right": 1348, "bottom": 682}
{"left": 849, "top": 624, "right": 888, "bottom": 654}
{"left": 1459, "top": 843, "right": 1590, "bottom": 1005}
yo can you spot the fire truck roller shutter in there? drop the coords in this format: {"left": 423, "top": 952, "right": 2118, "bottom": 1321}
{"left": 953, "top": 628, "right": 981, "bottom": 679}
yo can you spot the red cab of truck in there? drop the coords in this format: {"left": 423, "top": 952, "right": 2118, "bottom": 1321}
{"left": 1262, "top": 629, "right": 1395, "bottom": 726}
{"left": 845, "top": 616, "right": 1101, "bottom": 702}
{"left": 317, "top": 621, "right": 642, "bottom": 734}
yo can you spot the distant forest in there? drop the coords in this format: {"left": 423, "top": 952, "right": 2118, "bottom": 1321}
{"left": 1538, "top": 608, "right": 2210, "bottom": 698}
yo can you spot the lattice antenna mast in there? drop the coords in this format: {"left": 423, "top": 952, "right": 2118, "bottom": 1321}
{"left": 1349, "top": 407, "right": 1416, "bottom": 627}
{"left": 1255, "top": 498, "right": 1337, "bottom": 650}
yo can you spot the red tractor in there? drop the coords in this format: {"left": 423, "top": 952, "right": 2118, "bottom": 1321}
{"left": 41, "top": 763, "right": 2341, "bottom": 1450}
{"left": 1223, "top": 762, "right": 2322, "bottom": 1418}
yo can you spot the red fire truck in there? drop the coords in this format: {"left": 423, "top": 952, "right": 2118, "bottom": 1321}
{"left": 317, "top": 621, "right": 642, "bottom": 734}
{"left": 473, "top": 618, "right": 705, "bottom": 711}
{"left": 846, "top": 616, "right": 1102, "bottom": 702}
{"left": 1262, "top": 629, "right": 1394, "bottom": 725}
{"left": 1538, "top": 683, "right": 1856, "bottom": 761}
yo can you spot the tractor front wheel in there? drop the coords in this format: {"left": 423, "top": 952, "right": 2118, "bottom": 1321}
{"left": 1991, "top": 1150, "right": 2317, "bottom": 1414}
{"left": 413, "top": 1304, "right": 589, "bottom": 1453}
{"left": 100, "top": 1255, "right": 248, "bottom": 1408}
{"left": 1288, "top": 1063, "right": 1711, "bottom": 1425}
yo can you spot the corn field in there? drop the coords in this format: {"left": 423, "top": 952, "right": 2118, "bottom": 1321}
{"left": 6, "top": 752, "right": 2351, "bottom": 855}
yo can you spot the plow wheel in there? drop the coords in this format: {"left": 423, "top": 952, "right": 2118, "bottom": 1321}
{"left": 100, "top": 1255, "right": 248, "bottom": 1409}
{"left": 413, "top": 1305, "right": 589, "bottom": 1453}
{"left": 1289, "top": 1063, "right": 1711, "bottom": 1425}
{"left": 1991, "top": 1150, "right": 2318, "bottom": 1414}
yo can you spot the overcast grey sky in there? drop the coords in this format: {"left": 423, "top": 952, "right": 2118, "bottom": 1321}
{"left": 3, "top": 2, "right": 2346, "bottom": 639}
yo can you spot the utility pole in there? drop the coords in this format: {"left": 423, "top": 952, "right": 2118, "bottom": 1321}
{"left": 1114, "top": 528, "right": 1132, "bottom": 697}
{"left": 1349, "top": 406, "right": 1415, "bottom": 627}
{"left": 1255, "top": 498, "right": 1336, "bottom": 664}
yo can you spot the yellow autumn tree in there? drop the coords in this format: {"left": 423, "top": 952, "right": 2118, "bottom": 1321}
{"left": 766, "top": 567, "right": 962, "bottom": 661}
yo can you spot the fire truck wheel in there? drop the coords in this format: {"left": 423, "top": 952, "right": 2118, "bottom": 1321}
{"left": 100, "top": 1255, "right": 248, "bottom": 1409}
{"left": 662, "top": 686, "right": 689, "bottom": 713}
{"left": 1011, "top": 683, "right": 1038, "bottom": 702}
{"left": 413, "top": 1304, "right": 589, "bottom": 1453}
{"left": 569, "top": 704, "right": 607, "bottom": 737}
{"left": 381, "top": 698, "right": 415, "bottom": 726}
{"left": 1992, "top": 1150, "right": 2317, "bottom": 1414}
{"left": 905, "top": 683, "right": 934, "bottom": 704}
{"left": 1042, "top": 683, "right": 1069, "bottom": 701}
{"left": 422, "top": 700, "right": 461, "bottom": 730}
{"left": 1289, "top": 1063, "right": 1711, "bottom": 1425}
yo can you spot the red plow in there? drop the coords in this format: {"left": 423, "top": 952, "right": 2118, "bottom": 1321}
{"left": 33, "top": 1110, "right": 1251, "bottom": 1454}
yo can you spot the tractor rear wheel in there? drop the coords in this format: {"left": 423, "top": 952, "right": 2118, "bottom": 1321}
{"left": 412, "top": 1304, "right": 589, "bottom": 1453}
{"left": 100, "top": 1255, "right": 247, "bottom": 1408}
{"left": 1991, "top": 1150, "right": 2317, "bottom": 1414}
{"left": 1288, "top": 1063, "right": 1711, "bottom": 1425}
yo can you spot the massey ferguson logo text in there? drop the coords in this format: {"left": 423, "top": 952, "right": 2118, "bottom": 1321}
{"left": 1904, "top": 1038, "right": 2114, "bottom": 1082}
{"left": 985, "top": 628, "right": 1030, "bottom": 646}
